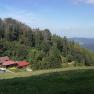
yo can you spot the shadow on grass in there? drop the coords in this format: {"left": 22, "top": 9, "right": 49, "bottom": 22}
{"left": 0, "top": 69, "right": 94, "bottom": 94}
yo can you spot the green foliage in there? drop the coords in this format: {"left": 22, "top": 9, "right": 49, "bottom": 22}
{"left": 0, "top": 18, "right": 94, "bottom": 70}
{"left": 66, "top": 54, "right": 74, "bottom": 62}
{"left": 0, "top": 40, "right": 29, "bottom": 60}
{"left": 8, "top": 67, "right": 19, "bottom": 72}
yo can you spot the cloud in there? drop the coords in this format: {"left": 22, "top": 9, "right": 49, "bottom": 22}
{"left": 86, "top": 0, "right": 94, "bottom": 4}
{"left": 72, "top": 0, "right": 94, "bottom": 4}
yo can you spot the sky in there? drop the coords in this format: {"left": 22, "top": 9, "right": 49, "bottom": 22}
{"left": 0, "top": 0, "right": 94, "bottom": 38}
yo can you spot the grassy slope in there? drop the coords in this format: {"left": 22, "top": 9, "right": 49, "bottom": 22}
{"left": 0, "top": 67, "right": 94, "bottom": 94}
{"left": 0, "top": 72, "right": 32, "bottom": 79}
{"left": 0, "top": 66, "right": 94, "bottom": 79}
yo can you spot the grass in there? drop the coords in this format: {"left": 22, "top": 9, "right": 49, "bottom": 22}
{"left": 0, "top": 67, "right": 94, "bottom": 94}
{"left": 0, "top": 72, "right": 32, "bottom": 79}
{"left": 0, "top": 66, "right": 94, "bottom": 79}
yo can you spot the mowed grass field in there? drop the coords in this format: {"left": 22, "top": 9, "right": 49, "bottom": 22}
{"left": 0, "top": 67, "right": 94, "bottom": 94}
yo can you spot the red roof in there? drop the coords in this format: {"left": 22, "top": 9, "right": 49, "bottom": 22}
{"left": 2, "top": 60, "right": 17, "bottom": 66}
{"left": 17, "top": 61, "right": 29, "bottom": 67}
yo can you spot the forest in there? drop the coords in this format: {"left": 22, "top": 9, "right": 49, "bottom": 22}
{"left": 0, "top": 18, "right": 94, "bottom": 70}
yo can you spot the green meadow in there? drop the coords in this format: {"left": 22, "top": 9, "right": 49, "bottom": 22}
{"left": 0, "top": 67, "right": 94, "bottom": 94}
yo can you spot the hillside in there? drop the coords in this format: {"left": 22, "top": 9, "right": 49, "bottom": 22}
{"left": 0, "top": 18, "right": 94, "bottom": 70}
{"left": 1, "top": 68, "right": 94, "bottom": 94}
{"left": 70, "top": 38, "right": 94, "bottom": 51}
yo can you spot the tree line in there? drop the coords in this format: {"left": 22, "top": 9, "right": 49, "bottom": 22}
{"left": 0, "top": 18, "right": 94, "bottom": 70}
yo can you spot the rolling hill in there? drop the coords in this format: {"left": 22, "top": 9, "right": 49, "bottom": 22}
{"left": 0, "top": 18, "right": 94, "bottom": 69}
{"left": 70, "top": 38, "right": 94, "bottom": 51}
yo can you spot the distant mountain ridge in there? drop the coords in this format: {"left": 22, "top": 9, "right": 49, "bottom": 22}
{"left": 70, "top": 38, "right": 94, "bottom": 51}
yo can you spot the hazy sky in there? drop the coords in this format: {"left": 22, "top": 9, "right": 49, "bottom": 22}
{"left": 0, "top": 0, "right": 94, "bottom": 38}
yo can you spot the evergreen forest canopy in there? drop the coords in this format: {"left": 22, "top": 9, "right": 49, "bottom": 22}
{"left": 0, "top": 18, "right": 94, "bottom": 70}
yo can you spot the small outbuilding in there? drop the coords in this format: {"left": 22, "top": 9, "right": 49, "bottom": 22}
{"left": 2, "top": 60, "right": 17, "bottom": 68}
{"left": 17, "top": 61, "right": 29, "bottom": 68}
